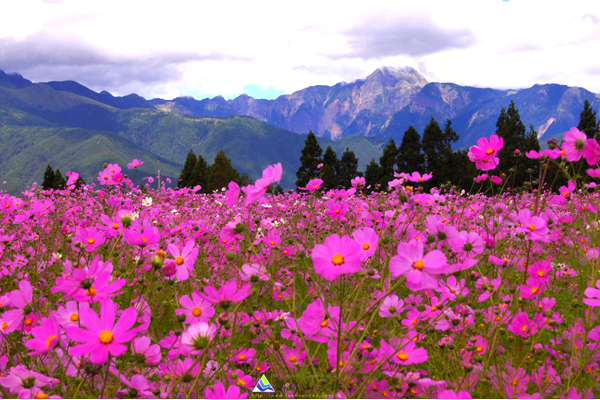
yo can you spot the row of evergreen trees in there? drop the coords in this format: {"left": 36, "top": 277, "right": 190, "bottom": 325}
{"left": 177, "top": 149, "right": 253, "bottom": 193}
{"left": 295, "top": 100, "right": 562, "bottom": 191}
{"left": 42, "top": 165, "right": 67, "bottom": 190}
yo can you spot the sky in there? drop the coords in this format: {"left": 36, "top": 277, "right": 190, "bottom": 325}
{"left": 1, "top": 0, "right": 600, "bottom": 100}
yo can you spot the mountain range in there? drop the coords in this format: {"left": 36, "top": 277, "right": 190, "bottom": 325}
{"left": 0, "top": 66, "right": 598, "bottom": 193}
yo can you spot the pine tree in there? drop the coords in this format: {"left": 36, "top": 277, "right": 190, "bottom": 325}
{"left": 336, "top": 148, "right": 360, "bottom": 189}
{"left": 495, "top": 101, "right": 538, "bottom": 187}
{"left": 577, "top": 99, "right": 598, "bottom": 139}
{"left": 42, "top": 165, "right": 55, "bottom": 190}
{"left": 421, "top": 117, "right": 444, "bottom": 171}
{"left": 296, "top": 131, "right": 323, "bottom": 188}
{"left": 52, "top": 169, "right": 66, "bottom": 189}
{"left": 189, "top": 154, "right": 209, "bottom": 190}
{"left": 365, "top": 158, "right": 381, "bottom": 191}
{"left": 378, "top": 138, "right": 397, "bottom": 188}
{"left": 320, "top": 146, "right": 339, "bottom": 189}
{"left": 178, "top": 150, "right": 197, "bottom": 188}
{"left": 207, "top": 150, "right": 240, "bottom": 192}
{"left": 396, "top": 126, "right": 425, "bottom": 173}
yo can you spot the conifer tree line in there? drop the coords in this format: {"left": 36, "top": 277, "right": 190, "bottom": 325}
{"left": 296, "top": 100, "right": 597, "bottom": 191}
{"left": 41, "top": 165, "right": 86, "bottom": 190}
{"left": 177, "top": 149, "right": 254, "bottom": 193}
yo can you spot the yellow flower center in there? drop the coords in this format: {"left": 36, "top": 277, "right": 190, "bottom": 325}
{"left": 99, "top": 330, "right": 113, "bottom": 344}
{"left": 332, "top": 254, "right": 344, "bottom": 265}
{"left": 46, "top": 335, "right": 57, "bottom": 348}
{"left": 86, "top": 287, "right": 97, "bottom": 296}
{"left": 192, "top": 307, "right": 202, "bottom": 317}
{"left": 1, "top": 322, "right": 8, "bottom": 330}
{"left": 289, "top": 355, "right": 297, "bottom": 362}
{"left": 238, "top": 354, "right": 246, "bottom": 360}
{"left": 431, "top": 306, "right": 437, "bottom": 311}
{"left": 87, "top": 238, "right": 95, "bottom": 245}
{"left": 175, "top": 256, "right": 184, "bottom": 265}
{"left": 537, "top": 270, "right": 545, "bottom": 277}
{"left": 521, "top": 325, "right": 528, "bottom": 332}
{"left": 396, "top": 352, "right": 409, "bottom": 361}
{"left": 237, "top": 378, "right": 247, "bottom": 386}
{"left": 531, "top": 287, "right": 539, "bottom": 294}
{"left": 321, "top": 320, "right": 329, "bottom": 327}
{"left": 70, "top": 313, "right": 79, "bottom": 321}
{"left": 362, "top": 243, "right": 370, "bottom": 250}
{"left": 560, "top": 149, "right": 566, "bottom": 156}
{"left": 512, "top": 379, "right": 518, "bottom": 386}
{"left": 412, "top": 260, "right": 424, "bottom": 270}
{"left": 112, "top": 223, "right": 119, "bottom": 229}
{"left": 36, "top": 393, "right": 48, "bottom": 399}
{"left": 528, "top": 224, "right": 536, "bottom": 231}
{"left": 476, "top": 346, "right": 483, "bottom": 353}
{"left": 486, "top": 148, "right": 494, "bottom": 155}
{"left": 25, "top": 318, "right": 33, "bottom": 326}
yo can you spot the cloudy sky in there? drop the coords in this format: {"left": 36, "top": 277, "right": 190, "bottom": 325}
{"left": 1, "top": 0, "right": 600, "bottom": 100}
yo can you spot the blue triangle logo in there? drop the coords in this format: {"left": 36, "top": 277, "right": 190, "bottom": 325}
{"left": 252, "top": 374, "right": 275, "bottom": 393}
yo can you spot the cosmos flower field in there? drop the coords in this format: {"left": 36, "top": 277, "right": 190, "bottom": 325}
{"left": 2, "top": 129, "right": 600, "bottom": 399}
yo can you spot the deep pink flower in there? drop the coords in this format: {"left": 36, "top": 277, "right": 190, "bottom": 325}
{"left": 127, "top": 159, "right": 144, "bottom": 169}
{"left": 380, "top": 337, "right": 428, "bottom": 365}
{"left": 198, "top": 279, "right": 253, "bottom": 306}
{"left": 0, "top": 365, "right": 58, "bottom": 398}
{"left": 73, "top": 227, "right": 106, "bottom": 252}
{"left": 468, "top": 135, "right": 503, "bottom": 171}
{"left": 352, "top": 227, "right": 378, "bottom": 260}
{"left": 66, "top": 299, "right": 139, "bottom": 364}
{"left": 583, "top": 280, "right": 600, "bottom": 307}
{"left": 176, "top": 291, "right": 216, "bottom": 324}
{"left": 165, "top": 241, "right": 199, "bottom": 281}
{"left": 225, "top": 181, "right": 241, "bottom": 207}
{"left": 311, "top": 234, "right": 363, "bottom": 281}
{"left": 306, "top": 179, "right": 323, "bottom": 193}
{"left": 123, "top": 219, "right": 161, "bottom": 248}
{"left": 508, "top": 312, "right": 538, "bottom": 337}
{"left": 205, "top": 381, "right": 248, "bottom": 399}
{"left": 131, "top": 336, "right": 162, "bottom": 365}
{"left": 351, "top": 176, "right": 366, "bottom": 189}
{"left": 437, "top": 389, "right": 472, "bottom": 399}
{"left": 390, "top": 240, "right": 448, "bottom": 290}
{"left": 181, "top": 322, "right": 218, "bottom": 355}
{"left": 562, "top": 127, "right": 587, "bottom": 162}
{"left": 516, "top": 209, "right": 549, "bottom": 242}
{"left": 24, "top": 317, "right": 61, "bottom": 355}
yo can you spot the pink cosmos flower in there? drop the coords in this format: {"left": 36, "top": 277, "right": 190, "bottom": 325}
{"left": 297, "top": 298, "right": 339, "bottom": 343}
{"left": 66, "top": 299, "right": 140, "bottom": 364}
{"left": 205, "top": 381, "right": 248, "bottom": 399}
{"left": 437, "top": 390, "right": 472, "bottom": 399}
{"left": 0, "top": 365, "right": 59, "bottom": 399}
{"left": 73, "top": 227, "right": 106, "bottom": 252}
{"left": 584, "top": 139, "right": 600, "bottom": 165}
{"left": 55, "top": 301, "right": 89, "bottom": 327}
{"left": 225, "top": 181, "right": 241, "bottom": 207}
{"left": 583, "top": 280, "right": 600, "bottom": 307}
{"left": 587, "top": 168, "right": 600, "bottom": 178}
{"left": 117, "top": 374, "right": 153, "bottom": 398}
{"left": 379, "top": 294, "right": 404, "bottom": 318}
{"left": 508, "top": 312, "right": 538, "bottom": 337}
{"left": 198, "top": 279, "right": 253, "bottom": 307}
{"left": 406, "top": 171, "right": 433, "bottom": 183}
{"left": 474, "top": 174, "right": 488, "bottom": 183}
{"left": 562, "top": 127, "right": 587, "bottom": 162}
{"left": 352, "top": 227, "right": 378, "bottom": 260}
{"left": 123, "top": 219, "right": 161, "bottom": 248}
{"left": 181, "top": 322, "right": 218, "bottom": 355}
{"left": 131, "top": 336, "right": 162, "bottom": 365}
{"left": 127, "top": 159, "right": 144, "bottom": 169}
{"left": 176, "top": 291, "right": 216, "bottom": 324}
{"left": 239, "top": 263, "right": 270, "bottom": 282}
{"left": 255, "top": 162, "right": 283, "bottom": 188}
{"left": 2, "top": 280, "right": 33, "bottom": 333}
{"left": 468, "top": 135, "right": 504, "bottom": 171}
{"left": 520, "top": 277, "right": 545, "bottom": 299}
{"left": 491, "top": 175, "right": 502, "bottom": 185}
{"left": 311, "top": 234, "right": 363, "bottom": 281}
{"left": 390, "top": 240, "right": 448, "bottom": 290}
{"left": 380, "top": 337, "right": 428, "bottom": 365}
{"left": 165, "top": 241, "right": 199, "bottom": 281}
{"left": 24, "top": 317, "right": 61, "bottom": 355}
{"left": 516, "top": 209, "right": 549, "bottom": 242}
{"left": 306, "top": 178, "right": 323, "bottom": 193}
{"left": 65, "top": 171, "right": 79, "bottom": 189}
{"left": 351, "top": 176, "right": 366, "bottom": 189}
{"left": 324, "top": 200, "right": 348, "bottom": 222}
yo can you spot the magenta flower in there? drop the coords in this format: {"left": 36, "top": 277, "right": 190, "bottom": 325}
{"left": 324, "top": 200, "right": 348, "bottom": 222}
{"left": 225, "top": 181, "right": 241, "bottom": 207}
{"left": 0, "top": 365, "right": 58, "bottom": 399}
{"left": 2, "top": 280, "right": 33, "bottom": 333}
{"left": 255, "top": 162, "right": 283, "bottom": 188}
{"left": 520, "top": 277, "right": 545, "bottom": 299}
{"left": 205, "top": 381, "right": 248, "bottom": 399}
{"left": 131, "top": 336, "right": 162, "bottom": 365}
{"left": 352, "top": 227, "right": 378, "bottom": 260}
{"left": 66, "top": 299, "right": 139, "bottom": 364}
{"left": 198, "top": 279, "right": 253, "bottom": 307}
{"left": 516, "top": 209, "right": 549, "bottom": 242}
{"left": 380, "top": 337, "right": 428, "bottom": 365}
{"left": 583, "top": 280, "right": 600, "bottom": 307}
{"left": 311, "top": 234, "right": 363, "bottom": 281}
{"left": 123, "top": 219, "right": 161, "bottom": 248}
{"left": 437, "top": 389, "right": 472, "bottom": 399}
{"left": 239, "top": 263, "right": 270, "bottom": 282}
{"left": 181, "top": 322, "right": 218, "bottom": 355}
{"left": 562, "top": 127, "right": 587, "bottom": 162}
{"left": 390, "top": 240, "right": 448, "bottom": 290}
{"left": 24, "top": 317, "right": 61, "bottom": 355}
{"left": 176, "top": 291, "right": 216, "bottom": 324}
{"left": 584, "top": 139, "right": 600, "bottom": 165}
{"left": 73, "top": 227, "right": 106, "bottom": 252}
{"left": 351, "top": 176, "right": 366, "bottom": 189}
{"left": 468, "top": 135, "right": 503, "bottom": 171}
{"left": 306, "top": 178, "right": 323, "bottom": 193}
{"left": 165, "top": 241, "right": 199, "bottom": 281}
{"left": 508, "top": 312, "right": 538, "bottom": 337}
{"left": 127, "top": 159, "right": 144, "bottom": 169}
{"left": 406, "top": 171, "right": 433, "bottom": 182}
{"left": 379, "top": 294, "right": 404, "bottom": 318}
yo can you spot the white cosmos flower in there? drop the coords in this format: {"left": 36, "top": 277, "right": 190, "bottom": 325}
{"left": 141, "top": 197, "right": 153, "bottom": 207}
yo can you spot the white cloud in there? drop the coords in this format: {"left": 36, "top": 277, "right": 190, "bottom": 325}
{"left": 1, "top": 0, "right": 600, "bottom": 99}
